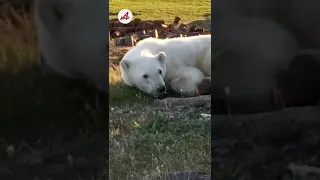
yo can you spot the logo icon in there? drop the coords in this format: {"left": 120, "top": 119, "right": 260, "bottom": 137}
{"left": 118, "top": 9, "right": 133, "bottom": 24}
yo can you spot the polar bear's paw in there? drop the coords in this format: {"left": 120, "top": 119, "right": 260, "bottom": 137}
{"left": 170, "top": 76, "right": 199, "bottom": 97}
{"left": 196, "top": 77, "right": 211, "bottom": 96}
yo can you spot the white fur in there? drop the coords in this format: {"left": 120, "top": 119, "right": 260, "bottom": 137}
{"left": 34, "top": 0, "right": 108, "bottom": 90}
{"left": 120, "top": 35, "right": 211, "bottom": 98}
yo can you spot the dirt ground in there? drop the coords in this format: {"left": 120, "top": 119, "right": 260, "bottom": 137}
{"left": 109, "top": 44, "right": 131, "bottom": 65}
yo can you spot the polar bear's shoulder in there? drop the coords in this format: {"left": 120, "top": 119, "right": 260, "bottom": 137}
{"left": 136, "top": 37, "right": 164, "bottom": 46}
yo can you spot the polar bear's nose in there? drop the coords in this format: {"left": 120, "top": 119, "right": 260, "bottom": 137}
{"left": 156, "top": 85, "right": 166, "bottom": 93}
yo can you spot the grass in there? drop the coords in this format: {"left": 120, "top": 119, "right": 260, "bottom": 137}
{"left": 109, "top": 107, "right": 211, "bottom": 179}
{"left": 109, "top": 0, "right": 211, "bottom": 179}
{"left": 109, "top": 0, "right": 211, "bottom": 23}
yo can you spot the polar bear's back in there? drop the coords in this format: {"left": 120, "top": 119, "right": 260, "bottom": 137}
{"left": 132, "top": 35, "right": 211, "bottom": 57}
{"left": 166, "top": 35, "right": 211, "bottom": 44}
{"left": 123, "top": 35, "right": 211, "bottom": 71}
{"left": 136, "top": 35, "right": 211, "bottom": 47}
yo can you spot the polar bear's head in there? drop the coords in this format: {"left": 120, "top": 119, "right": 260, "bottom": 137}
{"left": 120, "top": 51, "right": 167, "bottom": 99}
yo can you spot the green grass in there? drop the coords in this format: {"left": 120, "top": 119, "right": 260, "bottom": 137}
{"left": 109, "top": 0, "right": 211, "bottom": 179}
{"left": 109, "top": 106, "right": 211, "bottom": 179}
{"left": 109, "top": 0, "right": 211, "bottom": 23}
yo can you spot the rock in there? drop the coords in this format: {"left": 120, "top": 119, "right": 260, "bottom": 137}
{"left": 153, "top": 95, "right": 211, "bottom": 108}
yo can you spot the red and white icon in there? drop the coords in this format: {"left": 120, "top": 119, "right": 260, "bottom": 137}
{"left": 118, "top": 9, "right": 133, "bottom": 24}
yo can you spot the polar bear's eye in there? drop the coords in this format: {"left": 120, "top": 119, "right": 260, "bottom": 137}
{"left": 143, "top": 74, "right": 149, "bottom": 79}
{"left": 158, "top": 69, "right": 162, "bottom": 74}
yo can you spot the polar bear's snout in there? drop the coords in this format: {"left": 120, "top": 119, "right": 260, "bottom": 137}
{"left": 156, "top": 85, "right": 166, "bottom": 94}
{"left": 154, "top": 84, "right": 167, "bottom": 99}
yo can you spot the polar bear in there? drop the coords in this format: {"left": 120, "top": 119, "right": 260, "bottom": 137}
{"left": 34, "top": 0, "right": 109, "bottom": 90}
{"left": 120, "top": 35, "right": 211, "bottom": 99}
{"left": 211, "top": 17, "right": 299, "bottom": 114}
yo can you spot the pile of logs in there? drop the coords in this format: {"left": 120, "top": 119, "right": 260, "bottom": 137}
{"left": 110, "top": 17, "right": 211, "bottom": 46}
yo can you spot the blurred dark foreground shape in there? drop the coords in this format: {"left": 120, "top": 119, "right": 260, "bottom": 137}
{"left": 212, "top": 0, "right": 320, "bottom": 179}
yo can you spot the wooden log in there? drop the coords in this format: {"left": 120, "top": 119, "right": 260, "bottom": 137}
{"left": 124, "top": 36, "right": 134, "bottom": 47}
{"left": 112, "top": 22, "right": 123, "bottom": 27}
{"left": 189, "top": 32, "right": 200, "bottom": 36}
{"left": 109, "top": 26, "right": 156, "bottom": 31}
{"left": 153, "top": 29, "right": 158, "bottom": 38}
{"left": 139, "top": 34, "right": 151, "bottom": 40}
{"left": 114, "top": 37, "right": 125, "bottom": 46}
{"left": 111, "top": 31, "right": 122, "bottom": 38}
{"left": 195, "top": 28, "right": 204, "bottom": 33}
{"left": 153, "top": 20, "right": 165, "bottom": 25}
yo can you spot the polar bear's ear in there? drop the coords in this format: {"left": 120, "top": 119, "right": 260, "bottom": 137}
{"left": 120, "top": 59, "right": 131, "bottom": 72}
{"left": 156, "top": 52, "right": 166, "bottom": 65}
